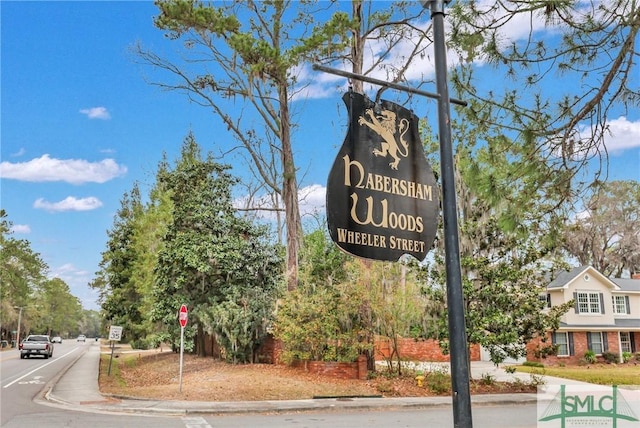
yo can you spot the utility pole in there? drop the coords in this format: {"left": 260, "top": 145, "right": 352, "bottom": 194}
{"left": 423, "top": 1, "right": 473, "bottom": 426}
{"left": 13, "top": 306, "right": 23, "bottom": 347}
{"left": 314, "top": 1, "right": 473, "bottom": 424}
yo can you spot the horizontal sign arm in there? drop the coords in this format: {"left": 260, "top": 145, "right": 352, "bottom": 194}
{"left": 312, "top": 64, "right": 468, "bottom": 107}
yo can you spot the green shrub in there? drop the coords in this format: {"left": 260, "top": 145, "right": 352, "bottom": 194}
{"left": 504, "top": 366, "right": 516, "bottom": 374}
{"left": 584, "top": 350, "right": 597, "bottom": 364}
{"left": 534, "top": 344, "right": 558, "bottom": 359}
{"left": 622, "top": 352, "right": 632, "bottom": 363}
{"left": 602, "top": 351, "right": 618, "bottom": 364}
{"left": 480, "top": 373, "right": 496, "bottom": 385}
{"left": 426, "top": 366, "right": 451, "bottom": 395}
{"left": 129, "top": 339, "right": 150, "bottom": 350}
{"left": 274, "top": 286, "right": 370, "bottom": 365}
{"left": 280, "top": 350, "right": 310, "bottom": 365}
{"left": 146, "top": 334, "right": 164, "bottom": 349}
{"left": 529, "top": 373, "right": 546, "bottom": 387}
{"left": 321, "top": 346, "right": 360, "bottom": 363}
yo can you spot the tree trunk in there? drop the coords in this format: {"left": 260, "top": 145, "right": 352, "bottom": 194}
{"left": 197, "top": 322, "right": 206, "bottom": 357}
{"left": 278, "top": 83, "right": 302, "bottom": 291}
{"left": 350, "top": 1, "right": 364, "bottom": 94}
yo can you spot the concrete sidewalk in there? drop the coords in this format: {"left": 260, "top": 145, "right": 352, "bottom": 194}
{"left": 42, "top": 342, "right": 591, "bottom": 416}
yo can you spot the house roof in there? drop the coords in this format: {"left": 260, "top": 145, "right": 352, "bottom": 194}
{"left": 547, "top": 266, "right": 586, "bottom": 289}
{"left": 547, "top": 266, "right": 619, "bottom": 290}
{"left": 615, "top": 319, "right": 640, "bottom": 328}
{"left": 612, "top": 278, "right": 640, "bottom": 293}
{"left": 547, "top": 265, "right": 640, "bottom": 292}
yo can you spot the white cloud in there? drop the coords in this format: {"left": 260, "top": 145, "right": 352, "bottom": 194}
{"left": 602, "top": 116, "right": 640, "bottom": 154}
{"left": 299, "top": 184, "right": 326, "bottom": 218}
{"left": 11, "top": 148, "right": 26, "bottom": 157}
{"left": 0, "top": 154, "right": 127, "bottom": 184}
{"left": 291, "top": 63, "right": 348, "bottom": 101}
{"left": 52, "top": 263, "right": 86, "bottom": 276}
{"left": 472, "top": 0, "right": 554, "bottom": 47}
{"left": 79, "top": 106, "right": 111, "bottom": 120}
{"left": 10, "top": 224, "right": 31, "bottom": 234}
{"left": 34, "top": 196, "right": 103, "bottom": 213}
{"left": 570, "top": 116, "right": 640, "bottom": 158}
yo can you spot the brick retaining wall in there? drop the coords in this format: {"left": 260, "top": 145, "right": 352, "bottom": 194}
{"left": 375, "top": 336, "right": 480, "bottom": 362}
{"left": 292, "top": 355, "right": 368, "bottom": 380}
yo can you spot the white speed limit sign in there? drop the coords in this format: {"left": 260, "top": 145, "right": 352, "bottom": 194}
{"left": 109, "top": 326, "right": 123, "bottom": 341}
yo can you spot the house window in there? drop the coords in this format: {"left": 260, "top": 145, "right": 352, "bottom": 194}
{"left": 554, "top": 332, "right": 569, "bottom": 356}
{"left": 577, "top": 292, "right": 602, "bottom": 314}
{"left": 620, "top": 332, "right": 632, "bottom": 353}
{"left": 612, "top": 296, "right": 630, "bottom": 314}
{"left": 588, "top": 332, "right": 604, "bottom": 355}
{"left": 539, "top": 294, "right": 551, "bottom": 309}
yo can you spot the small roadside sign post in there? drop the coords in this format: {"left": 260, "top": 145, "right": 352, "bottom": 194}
{"left": 178, "top": 304, "right": 188, "bottom": 393}
{"left": 107, "top": 326, "right": 123, "bottom": 376}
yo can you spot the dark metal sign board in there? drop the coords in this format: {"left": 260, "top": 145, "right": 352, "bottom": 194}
{"left": 327, "top": 91, "right": 439, "bottom": 262}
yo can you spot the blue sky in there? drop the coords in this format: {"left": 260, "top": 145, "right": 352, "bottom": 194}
{"left": 2, "top": 1, "right": 639, "bottom": 311}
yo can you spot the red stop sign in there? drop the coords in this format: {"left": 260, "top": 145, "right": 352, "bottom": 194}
{"left": 179, "top": 304, "right": 188, "bottom": 328}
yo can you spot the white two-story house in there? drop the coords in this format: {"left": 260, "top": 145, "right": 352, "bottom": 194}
{"left": 527, "top": 265, "right": 640, "bottom": 364}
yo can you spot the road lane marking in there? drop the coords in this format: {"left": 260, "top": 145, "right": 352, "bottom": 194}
{"left": 3, "top": 348, "right": 80, "bottom": 388}
{"left": 182, "top": 416, "right": 213, "bottom": 428}
{"left": 18, "top": 375, "right": 45, "bottom": 385}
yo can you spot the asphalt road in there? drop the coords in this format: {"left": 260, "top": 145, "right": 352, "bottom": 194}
{"left": 185, "top": 405, "right": 539, "bottom": 427}
{"left": 1, "top": 341, "right": 85, "bottom": 426}
{"left": 0, "top": 341, "right": 162, "bottom": 427}
{"left": 0, "top": 343, "right": 542, "bottom": 428}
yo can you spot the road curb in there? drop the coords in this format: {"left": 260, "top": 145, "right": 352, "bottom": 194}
{"left": 36, "top": 347, "right": 89, "bottom": 406}
{"left": 43, "top": 393, "right": 540, "bottom": 416}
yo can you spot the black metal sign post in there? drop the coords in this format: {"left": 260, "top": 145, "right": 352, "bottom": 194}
{"left": 315, "top": 0, "right": 472, "bottom": 426}
{"left": 311, "top": 64, "right": 467, "bottom": 107}
{"left": 426, "top": 1, "right": 473, "bottom": 426}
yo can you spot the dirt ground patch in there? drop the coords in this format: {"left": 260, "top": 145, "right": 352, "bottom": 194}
{"left": 98, "top": 349, "right": 536, "bottom": 402}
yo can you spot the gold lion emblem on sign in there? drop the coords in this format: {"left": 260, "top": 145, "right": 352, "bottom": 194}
{"left": 358, "top": 108, "right": 410, "bottom": 170}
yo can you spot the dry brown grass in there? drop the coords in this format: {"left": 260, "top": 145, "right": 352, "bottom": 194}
{"left": 98, "top": 348, "right": 536, "bottom": 402}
